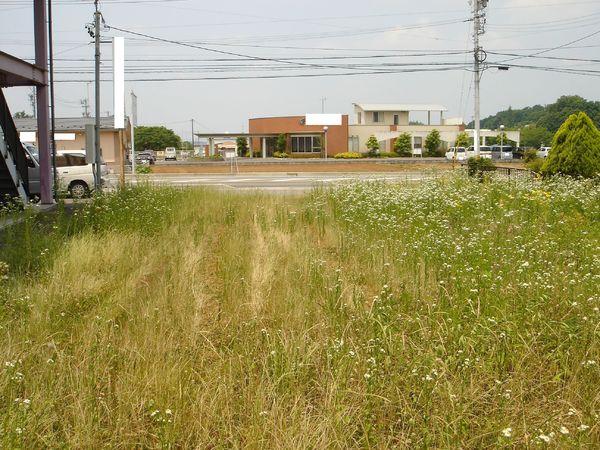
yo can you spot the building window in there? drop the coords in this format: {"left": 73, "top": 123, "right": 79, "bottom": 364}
{"left": 413, "top": 136, "right": 423, "bottom": 149}
{"left": 358, "top": 112, "right": 362, "bottom": 124}
{"left": 373, "top": 111, "right": 382, "bottom": 123}
{"left": 394, "top": 114, "right": 399, "bottom": 125}
{"left": 291, "top": 135, "right": 322, "bottom": 153}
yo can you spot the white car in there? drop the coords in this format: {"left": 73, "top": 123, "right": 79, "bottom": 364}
{"left": 467, "top": 146, "right": 493, "bottom": 159}
{"left": 164, "top": 147, "right": 177, "bottom": 161}
{"left": 538, "top": 147, "right": 551, "bottom": 158}
{"left": 25, "top": 146, "right": 108, "bottom": 198}
{"left": 446, "top": 147, "right": 467, "bottom": 161}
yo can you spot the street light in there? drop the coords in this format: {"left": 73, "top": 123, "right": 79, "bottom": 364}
{"left": 323, "top": 126, "right": 329, "bottom": 160}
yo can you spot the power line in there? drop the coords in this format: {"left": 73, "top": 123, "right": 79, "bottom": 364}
{"left": 494, "top": 28, "right": 600, "bottom": 64}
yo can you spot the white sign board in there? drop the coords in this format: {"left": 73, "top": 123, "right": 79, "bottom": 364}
{"left": 305, "top": 114, "right": 343, "bottom": 126}
{"left": 19, "top": 132, "right": 76, "bottom": 142}
{"left": 55, "top": 133, "right": 76, "bottom": 141}
{"left": 113, "top": 37, "right": 125, "bottom": 129}
{"left": 19, "top": 132, "right": 36, "bottom": 142}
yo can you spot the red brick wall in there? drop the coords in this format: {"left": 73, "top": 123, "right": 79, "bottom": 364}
{"left": 249, "top": 116, "right": 349, "bottom": 156}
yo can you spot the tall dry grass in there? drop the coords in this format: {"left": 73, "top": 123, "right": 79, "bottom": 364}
{"left": 0, "top": 177, "right": 598, "bottom": 448}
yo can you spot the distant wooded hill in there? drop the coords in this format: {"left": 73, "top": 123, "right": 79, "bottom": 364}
{"left": 470, "top": 95, "right": 600, "bottom": 133}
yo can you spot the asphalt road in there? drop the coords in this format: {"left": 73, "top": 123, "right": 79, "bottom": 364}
{"left": 113, "top": 172, "right": 434, "bottom": 192}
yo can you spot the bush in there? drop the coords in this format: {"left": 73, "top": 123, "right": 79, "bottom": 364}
{"left": 136, "top": 165, "right": 152, "bottom": 174}
{"left": 425, "top": 129, "right": 441, "bottom": 156}
{"left": 334, "top": 152, "right": 364, "bottom": 159}
{"left": 366, "top": 135, "right": 380, "bottom": 157}
{"left": 541, "top": 112, "right": 600, "bottom": 178}
{"left": 379, "top": 152, "right": 400, "bottom": 158}
{"left": 394, "top": 133, "right": 412, "bottom": 157}
{"left": 276, "top": 134, "right": 287, "bottom": 153}
{"left": 208, "top": 154, "right": 224, "bottom": 161}
{"left": 455, "top": 132, "right": 471, "bottom": 148}
{"left": 526, "top": 158, "right": 544, "bottom": 174}
{"left": 524, "top": 149, "right": 539, "bottom": 163}
{"left": 467, "top": 157, "right": 496, "bottom": 180}
{"left": 273, "top": 151, "right": 289, "bottom": 159}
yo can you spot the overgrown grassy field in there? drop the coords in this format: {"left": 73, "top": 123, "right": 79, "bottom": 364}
{"left": 1, "top": 175, "right": 599, "bottom": 448}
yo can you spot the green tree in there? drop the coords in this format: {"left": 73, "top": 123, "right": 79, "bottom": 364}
{"left": 135, "top": 126, "right": 181, "bottom": 151}
{"left": 424, "top": 129, "right": 442, "bottom": 156}
{"left": 541, "top": 112, "right": 600, "bottom": 178}
{"left": 476, "top": 96, "right": 600, "bottom": 133}
{"left": 181, "top": 141, "right": 193, "bottom": 151}
{"left": 520, "top": 126, "right": 554, "bottom": 148}
{"left": 236, "top": 136, "right": 249, "bottom": 156}
{"left": 537, "top": 95, "right": 600, "bottom": 133}
{"left": 276, "top": 134, "right": 287, "bottom": 153}
{"left": 366, "top": 135, "right": 380, "bottom": 157}
{"left": 393, "top": 133, "right": 412, "bottom": 157}
{"left": 455, "top": 132, "right": 470, "bottom": 148}
{"left": 13, "top": 111, "right": 32, "bottom": 119}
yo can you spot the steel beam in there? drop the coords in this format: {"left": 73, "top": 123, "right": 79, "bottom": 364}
{"left": 0, "top": 51, "right": 46, "bottom": 87}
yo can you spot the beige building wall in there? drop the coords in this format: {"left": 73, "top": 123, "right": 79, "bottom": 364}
{"left": 52, "top": 131, "right": 120, "bottom": 163}
{"left": 349, "top": 125, "right": 464, "bottom": 152}
{"left": 354, "top": 106, "right": 409, "bottom": 125}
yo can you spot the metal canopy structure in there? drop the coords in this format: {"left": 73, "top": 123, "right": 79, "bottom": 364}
{"left": 194, "top": 131, "right": 327, "bottom": 159}
{"left": 0, "top": 51, "right": 46, "bottom": 87}
{"left": 0, "top": 0, "right": 52, "bottom": 205}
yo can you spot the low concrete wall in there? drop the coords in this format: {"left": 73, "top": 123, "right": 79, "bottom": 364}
{"left": 156, "top": 157, "right": 451, "bottom": 167}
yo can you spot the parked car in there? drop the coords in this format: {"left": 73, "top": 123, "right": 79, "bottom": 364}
{"left": 24, "top": 145, "right": 108, "bottom": 198}
{"left": 445, "top": 147, "right": 467, "bottom": 161}
{"left": 466, "top": 146, "right": 492, "bottom": 159}
{"left": 164, "top": 147, "right": 177, "bottom": 161}
{"left": 135, "top": 151, "right": 156, "bottom": 165}
{"left": 538, "top": 147, "right": 551, "bottom": 158}
{"left": 491, "top": 145, "right": 514, "bottom": 160}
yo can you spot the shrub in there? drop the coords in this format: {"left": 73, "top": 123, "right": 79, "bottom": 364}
{"left": 334, "top": 152, "right": 364, "bottom": 159}
{"left": 393, "top": 133, "right": 412, "bottom": 157}
{"left": 236, "top": 137, "right": 249, "bottom": 156}
{"left": 273, "top": 151, "right": 289, "bottom": 159}
{"left": 526, "top": 158, "right": 544, "bottom": 174}
{"left": 541, "top": 112, "right": 600, "bottom": 178}
{"left": 524, "top": 149, "right": 539, "bottom": 163}
{"left": 379, "top": 152, "right": 400, "bottom": 158}
{"left": 455, "top": 132, "right": 471, "bottom": 148}
{"left": 136, "top": 165, "right": 152, "bottom": 174}
{"left": 424, "top": 130, "right": 442, "bottom": 156}
{"left": 467, "top": 157, "right": 496, "bottom": 180}
{"left": 276, "top": 134, "right": 287, "bottom": 153}
{"left": 208, "top": 154, "right": 224, "bottom": 161}
{"left": 365, "top": 135, "right": 380, "bottom": 157}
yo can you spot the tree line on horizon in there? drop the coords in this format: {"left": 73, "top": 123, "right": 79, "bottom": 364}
{"left": 471, "top": 95, "right": 600, "bottom": 148}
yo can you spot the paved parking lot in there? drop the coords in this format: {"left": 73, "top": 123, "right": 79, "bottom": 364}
{"left": 111, "top": 172, "right": 436, "bottom": 192}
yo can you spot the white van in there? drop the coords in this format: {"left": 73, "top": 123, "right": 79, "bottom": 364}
{"left": 164, "top": 147, "right": 177, "bottom": 161}
{"left": 446, "top": 147, "right": 467, "bottom": 161}
{"left": 538, "top": 147, "right": 551, "bottom": 158}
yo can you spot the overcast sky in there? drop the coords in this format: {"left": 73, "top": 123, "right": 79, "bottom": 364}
{"left": 1, "top": 0, "right": 599, "bottom": 140}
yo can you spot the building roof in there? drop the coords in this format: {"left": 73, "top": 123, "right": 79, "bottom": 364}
{"left": 14, "top": 116, "right": 129, "bottom": 132}
{"left": 353, "top": 103, "right": 448, "bottom": 112}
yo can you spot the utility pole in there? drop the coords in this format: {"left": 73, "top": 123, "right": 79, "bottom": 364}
{"left": 48, "top": 0, "right": 58, "bottom": 196}
{"left": 321, "top": 97, "right": 327, "bottom": 114}
{"left": 191, "top": 119, "right": 195, "bottom": 154}
{"left": 131, "top": 91, "right": 137, "bottom": 175}
{"left": 93, "top": 0, "right": 102, "bottom": 192}
{"left": 473, "top": 0, "right": 488, "bottom": 157}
